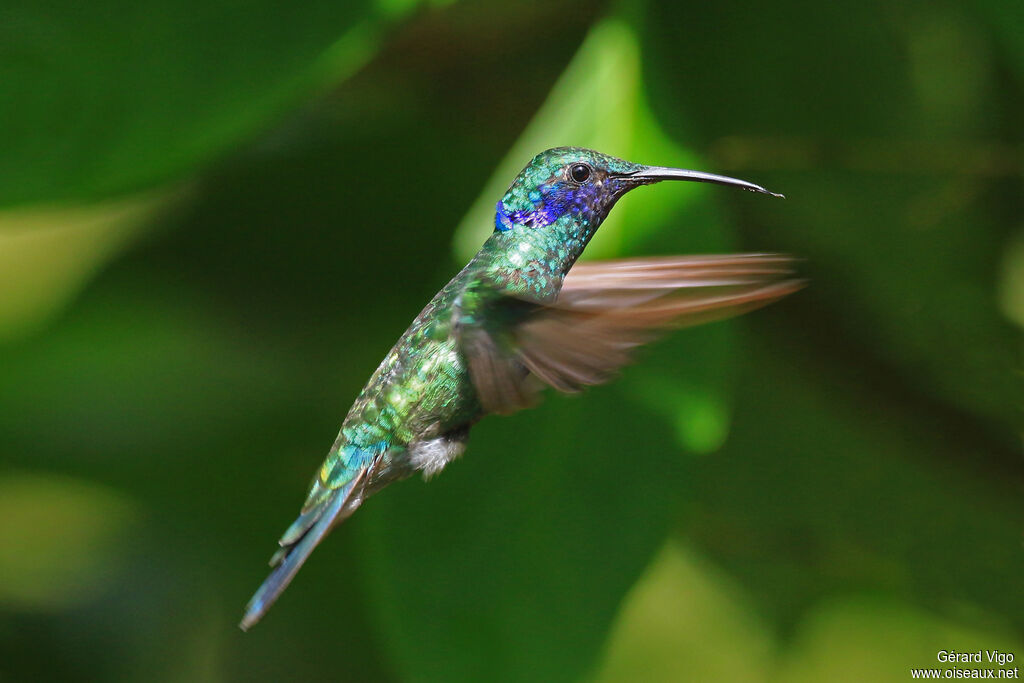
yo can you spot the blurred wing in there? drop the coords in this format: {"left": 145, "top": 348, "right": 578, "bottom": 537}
{"left": 461, "top": 254, "right": 803, "bottom": 414}
{"left": 459, "top": 317, "right": 543, "bottom": 415}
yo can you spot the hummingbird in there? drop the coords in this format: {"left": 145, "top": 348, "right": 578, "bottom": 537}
{"left": 240, "top": 147, "right": 800, "bottom": 629}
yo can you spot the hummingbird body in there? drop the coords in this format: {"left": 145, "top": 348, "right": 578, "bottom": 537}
{"left": 241, "top": 147, "right": 799, "bottom": 629}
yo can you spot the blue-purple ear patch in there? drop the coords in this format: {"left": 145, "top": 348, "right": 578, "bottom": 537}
{"left": 495, "top": 200, "right": 514, "bottom": 232}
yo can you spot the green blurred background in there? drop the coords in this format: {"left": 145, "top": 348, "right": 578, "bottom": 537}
{"left": 1, "top": 0, "right": 1021, "bottom": 680}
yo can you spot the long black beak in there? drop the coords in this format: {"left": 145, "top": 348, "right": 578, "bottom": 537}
{"left": 625, "top": 166, "right": 784, "bottom": 198}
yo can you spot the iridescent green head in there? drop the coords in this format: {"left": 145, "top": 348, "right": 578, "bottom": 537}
{"left": 494, "top": 146, "right": 782, "bottom": 235}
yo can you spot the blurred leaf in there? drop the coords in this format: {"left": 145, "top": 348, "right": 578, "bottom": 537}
{"left": 377, "top": 0, "right": 456, "bottom": 18}
{"left": 0, "top": 472, "right": 135, "bottom": 609}
{"left": 643, "top": 0, "right": 917, "bottom": 141}
{"left": 0, "top": 275, "right": 399, "bottom": 681}
{"left": 684, "top": 323, "right": 1024, "bottom": 634}
{"left": 358, "top": 388, "right": 685, "bottom": 683}
{"left": 775, "top": 597, "right": 1022, "bottom": 682}
{"left": 643, "top": 0, "right": 1020, "bottom": 431}
{"left": 998, "top": 229, "right": 1024, "bottom": 329}
{"left": 593, "top": 540, "right": 774, "bottom": 683}
{"left": 0, "top": 0, "right": 396, "bottom": 207}
{"left": 972, "top": 0, "right": 1024, "bottom": 82}
{"left": 906, "top": 7, "right": 993, "bottom": 138}
{"left": 0, "top": 189, "right": 178, "bottom": 341}
{"left": 594, "top": 542, "right": 1022, "bottom": 683}
{"left": 454, "top": 18, "right": 649, "bottom": 260}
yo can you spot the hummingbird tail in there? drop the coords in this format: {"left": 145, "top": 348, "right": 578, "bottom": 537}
{"left": 239, "top": 470, "right": 367, "bottom": 631}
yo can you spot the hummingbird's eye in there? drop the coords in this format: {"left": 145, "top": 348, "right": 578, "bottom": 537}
{"left": 569, "top": 163, "right": 592, "bottom": 183}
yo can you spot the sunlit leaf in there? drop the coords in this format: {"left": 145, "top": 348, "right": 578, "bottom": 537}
{"left": 593, "top": 540, "right": 774, "bottom": 683}
{"left": 0, "top": 472, "right": 135, "bottom": 609}
{"left": 595, "top": 542, "right": 1023, "bottom": 683}
{"left": 0, "top": 189, "right": 179, "bottom": 340}
{"left": 453, "top": 18, "right": 714, "bottom": 262}
{"left": 997, "top": 229, "right": 1024, "bottom": 329}
{"left": 776, "top": 597, "right": 1022, "bottom": 682}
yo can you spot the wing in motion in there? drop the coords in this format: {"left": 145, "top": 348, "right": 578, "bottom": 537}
{"left": 460, "top": 254, "right": 803, "bottom": 414}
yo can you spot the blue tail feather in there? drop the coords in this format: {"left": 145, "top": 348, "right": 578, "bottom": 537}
{"left": 239, "top": 475, "right": 361, "bottom": 630}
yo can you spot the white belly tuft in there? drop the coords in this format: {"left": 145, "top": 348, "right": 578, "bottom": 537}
{"left": 408, "top": 436, "right": 466, "bottom": 479}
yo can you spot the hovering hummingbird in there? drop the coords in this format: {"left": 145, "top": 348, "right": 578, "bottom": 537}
{"left": 240, "top": 147, "right": 800, "bottom": 629}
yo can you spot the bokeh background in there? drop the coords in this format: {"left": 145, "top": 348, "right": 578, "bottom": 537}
{"left": 1, "top": 0, "right": 1021, "bottom": 681}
